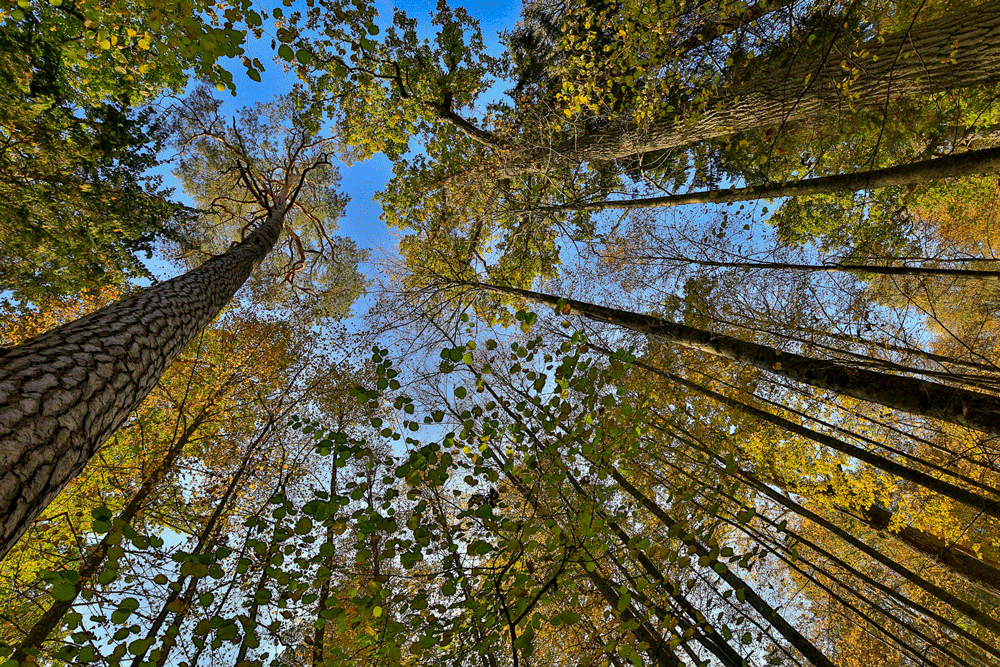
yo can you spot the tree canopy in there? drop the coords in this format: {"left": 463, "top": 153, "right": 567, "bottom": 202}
{"left": 4, "top": 0, "right": 1000, "bottom": 666}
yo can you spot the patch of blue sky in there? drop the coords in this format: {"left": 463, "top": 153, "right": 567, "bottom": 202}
{"left": 142, "top": 0, "right": 522, "bottom": 323}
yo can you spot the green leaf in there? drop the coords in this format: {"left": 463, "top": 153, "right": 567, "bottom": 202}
{"left": 218, "top": 623, "right": 239, "bottom": 641}
{"left": 128, "top": 638, "right": 151, "bottom": 656}
{"left": 50, "top": 582, "right": 77, "bottom": 601}
{"left": 295, "top": 49, "right": 312, "bottom": 65}
{"left": 278, "top": 44, "right": 294, "bottom": 61}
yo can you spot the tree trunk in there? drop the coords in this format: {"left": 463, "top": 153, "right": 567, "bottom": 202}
{"left": 468, "top": 281, "right": 1000, "bottom": 437}
{"left": 608, "top": 468, "right": 839, "bottom": 667}
{"left": 507, "top": 1, "right": 1000, "bottom": 173}
{"left": 480, "top": 366, "right": 832, "bottom": 667}
{"left": 11, "top": 405, "right": 214, "bottom": 659}
{"left": 584, "top": 336, "right": 1000, "bottom": 520}
{"left": 581, "top": 567, "right": 685, "bottom": 667}
{"left": 127, "top": 422, "right": 270, "bottom": 667}
{"left": 854, "top": 502, "right": 1000, "bottom": 599}
{"left": 0, "top": 207, "right": 283, "bottom": 560}
{"left": 562, "top": 468, "right": 746, "bottom": 667}
{"left": 600, "top": 253, "right": 1000, "bottom": 280}
{"left": 738, "top": 468, "right": 1000, "bottom": 637}
{"left": 646, "top": 432, "right": 1000, "bottom": 660}
{"left": 662, "top": 411, "right": 1000, "bottom": 607}
{"left": 529, "top": 146, "right": 1000, "bottom": 213}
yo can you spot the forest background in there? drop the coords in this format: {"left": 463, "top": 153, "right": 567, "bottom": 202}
{"left": 3, "top": 0, "right": 1000, "bottom": 666}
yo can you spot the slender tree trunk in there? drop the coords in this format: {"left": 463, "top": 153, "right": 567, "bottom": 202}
{"left": 608, "top": 468, "right": 838, "bottom": 667}
{"left": 531, "top": 146, "right": 1000, "bottom": 213}
{"left": 232, "top": 527, "right": 280, "bottom": 667}
{"left": 505, "top": 1, "right": 1000, "bottom": 173}
{"left": 312, "top": 444, "right": 339, "bottom": 667}
{"left": 562, "top": 468, "right": 746, "bottom": 667}
{"left": 468, "top": 281, "right": 1000, "bottom": 437}
{"left": 851, "top": 501, "right": 1000, "bottom": 599}
{"left": 582, "top": 567, "right": 685, "bottom": 667}
{"left": 647, "top": 437, "right": 1000, "bottom": 661}
{"left": 738, "top": 468, "right": 1000, "bottom": 637}
{"left": 600, "top": 344, "right": 1000, "bottom": 520}
{"left": 601, "top": 253, "right": 1000, "bottom": 279}
{"left": 735, "top": 316, "right": 1000, "bottom": 375}
{"left": 0, "top": 207, "right": 284, "bottom": 560}
{"left": 127, "top": 420, "right": 272, "bottom": 667}
{"left": 662, "top": 414, "right": 1000, "bottom": 610}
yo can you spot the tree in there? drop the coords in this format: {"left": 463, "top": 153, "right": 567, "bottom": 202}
{"left": 0, "top": 24, "right": 190, "bottom": 300}
{"left": 377, "top": 0, "right": 1000, "bottom": 292}
{"left": 0, "top": 89, "right": 362, "bottom": 560}
{"left": 461, "top": 280, "right": 1000, "bottom": 439}
{"left": 0, "top": 311, "right": 307, "bottom": 662}
{"left": 499, "top": 0, "right": 1000, "bottom": 172}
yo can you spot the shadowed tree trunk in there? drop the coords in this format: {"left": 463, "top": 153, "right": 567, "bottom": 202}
{"left": 582, "top": 567, "right": 685, "bottom": 667}
{"left": 465, "top": 281, "right": 1000, "bottom": 438}
{"left": 0, "top": 206, "right": 284, "bottom": 561}
{"left": 599, "top": 254, "right": 1000, "bottom": 280}
{"left": 607, "top": 468, "right": 839, "bottom": 667}
{"left": 503, "top": 1, "right": 1000, "bottom": 174}
{"left": 478, "top": 365, "right": 835, "bottom": 667}
{"left": 525, "top": 146, "right": 1000, "bottom": 213}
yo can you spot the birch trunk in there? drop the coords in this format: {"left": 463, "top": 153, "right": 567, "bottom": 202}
{"left": 0, "top": 207, "right": 283, "bottom": 560}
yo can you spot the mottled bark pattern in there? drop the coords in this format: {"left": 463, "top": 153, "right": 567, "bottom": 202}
{"left": 519, "top": 0, "right": 1000, "bottom": 171}
{"left": 0, "top": 210, "right": 282, "bottom": 559}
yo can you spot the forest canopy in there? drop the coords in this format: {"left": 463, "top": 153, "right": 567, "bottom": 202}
{"left": 3, "top": 0, "right": 1000, "bottom": 666}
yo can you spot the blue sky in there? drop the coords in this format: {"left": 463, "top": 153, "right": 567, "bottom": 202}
{"left": 155, "top": 0, "right": 521, "bottom": 278}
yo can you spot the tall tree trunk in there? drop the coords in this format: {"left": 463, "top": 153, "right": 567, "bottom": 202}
{"left": 561, "top": 466, "right": 746, "bottom": 667}
{"left": 528, "top": 146, "right": 1000, "bottom": 213}
{"left": 644, "top": 433, "right": 1000, "bottom": 660}
{"left": 599, "top": 253, "right": 1000, "bottom": 280}
{"left": 11, "top": 401, "right": 219, "bottom": 659}
{"left": 0, "top": 207, "right": 284, "bottom": 560}
{"left": 737, "top": 467, "right": 1000, "bottom": 637}
{"left": 477, "top": 367, "right": 834, "bottom": 667}
{"left": 850, "top": 501, "right": 1000, "bottom": 599}
{"left": 585, "top": 337, "right": 1000, "bottom": 520}
{"left": 661, "top": 412, "right": 1000, "bottom": 604}
{"left": 608, "top": 468, "right": 838, "bottom": 667}
{"left": 467, "top": 281, "right": 1000, "bottom": 438}
{"left": 733, "top": 316, "right": 1000, "bottom": 375}
{"left": 506, "top": 1, "right": 1000, "bottom": 173}
{"left": 582, "top": 567, "right": 685, "bottom": 667}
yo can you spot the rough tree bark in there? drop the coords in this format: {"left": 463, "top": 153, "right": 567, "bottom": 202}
{"left": 504, "top": 0, "right": 1000, "bottom": 174}
{"left": 11, "top": 405, "right": 215, "bottom": 658}
{"left": 0, "top": 206, "right": 284, "bottom": 561}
